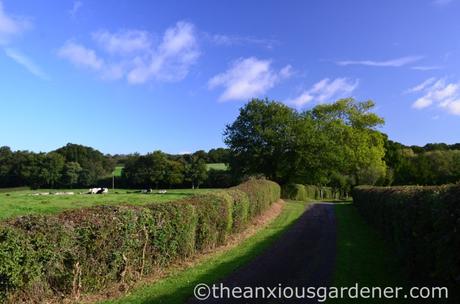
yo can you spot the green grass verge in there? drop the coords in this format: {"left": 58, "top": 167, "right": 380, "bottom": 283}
{"left": 330, "top": 203, "right": 407, "bottom": 303}
{"left": 0, "top": 188, "right": 216, "bottom": 220}
{"left": 206, "top": 163, "right": 228, "bottom": 171}
{"left": 100, "top": 200, "right": 310, "bottom": 304}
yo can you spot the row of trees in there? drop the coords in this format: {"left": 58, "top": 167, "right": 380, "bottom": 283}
{"left": 121, "top": 152, "right": 209, "bottom": 189}
{"left": 384, "top": 140, "right": 460, "bottom": 185}
{"left": 0, "top": 144, "right": 115, "bottom": 188}
{"left": 0, "top": 144, "right": 231, "bottom": 189}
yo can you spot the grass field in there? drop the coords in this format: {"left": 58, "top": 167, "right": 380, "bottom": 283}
{"left": 101, "top": 200, "right": 310, "bottom": 304}
{"left": 0, "top": 188, "right": 216, "bottom": 220}
{"left": 206, "top": 163, "right": 228, "bottom": 171}
{"left": 112, "top": 166, "right": 124, "bottom": 177}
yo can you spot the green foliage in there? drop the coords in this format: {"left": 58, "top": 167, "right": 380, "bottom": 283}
{"left": 0, "top": 179, "right": 280, "bottom": 302}
{"left": 281, "top": 184, "right": 307, "bottom": 201}
{"left": 226, "top": 189, "right": 250, "bottom": 232}
{"left": 304, "top": 185, "right": 318, "bottom": 199}
{"left": 0, "top": 144, "right": 115, "bottom": 189}
{"left": 281, "top": 183, "right": 339, "bottom": 200}
{"left": 224, "top": 99, "right": 298, "bottom": 183}
{"left": 224, "top": 98, "right": 386, "bottom": 190}
{"left": 233, "top": 179, "right": 281, "bottom": 217}
{"left": 62, "top": 161, "right": 81, "bottom": 188}
{"left": 353, "top": 185, "right": 460, "bottom": 295}
{"left": 185, "top": 156, "right": 208, "bottom": 189}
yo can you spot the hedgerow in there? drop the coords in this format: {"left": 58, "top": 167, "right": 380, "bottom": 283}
{"left": 281, "top": 184, "right": 337, "bottom": 201}
{"left": 353, "top": 185, "right": 460, "bottom": 295}
{"left": 0, "top": 179, "right": 280, "bottom": 302}
{"left": 233, "top": 179, "right": 281, "bottom": 217}
{"left": 281, "top": 184, "right": 307, "bottom": 201}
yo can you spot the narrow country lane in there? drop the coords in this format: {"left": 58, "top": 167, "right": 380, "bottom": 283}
{"left": 188, "top": 203, "right": 337, "bottom": 304}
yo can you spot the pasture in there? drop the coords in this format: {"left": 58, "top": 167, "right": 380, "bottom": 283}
{"left": 112, "top": 166, "right": 124, "bottom": 177}
{"left": 205, "top": 162, "right": 228, "bottom": 171}
{"left": 0, "top": 188, "right": 217, "bottom": 220}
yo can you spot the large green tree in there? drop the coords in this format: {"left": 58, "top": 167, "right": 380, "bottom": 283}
{"left": 224, "top": 98, "right": 387, "bottom": 187}
{"left": 224, "top": 98, "right": 298, "bottom": 183}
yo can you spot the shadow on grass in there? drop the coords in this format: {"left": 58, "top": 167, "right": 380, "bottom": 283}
{"left": 330, "top": 204, "right": 455, "bottom": 304}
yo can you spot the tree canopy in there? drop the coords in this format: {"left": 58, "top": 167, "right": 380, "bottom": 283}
{"left": 224, "top": 98, "right": 387, "bottom": 188}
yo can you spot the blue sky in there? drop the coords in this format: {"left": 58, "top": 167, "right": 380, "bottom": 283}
{"left": 1, "top": 0, "right": 459, "bottom": 154}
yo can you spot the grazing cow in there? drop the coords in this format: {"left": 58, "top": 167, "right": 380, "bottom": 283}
{"left": 158, "top": 190, "right": 167, "bottom": 194}
{"left": 88, "top": 188, "right": 108, "bottom": 194}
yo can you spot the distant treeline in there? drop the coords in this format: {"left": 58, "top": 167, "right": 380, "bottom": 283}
{"left": 0, "top": 144, "right": 231, "bottom": 189}
{"left": 385, "top": 140, "right": 460, "bottom": 185}
{"left": 1, "top": 99, "right": 459, "bottom": 190}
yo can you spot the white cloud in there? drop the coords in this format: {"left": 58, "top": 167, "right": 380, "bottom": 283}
{"left": 58, "top": 41, "right": 104, "bottom": 70}
{"left": 59, "top": 21, "right": 199, "bottom": 84}
{"left": 0, "top": 1, "right": 30, "bottom": 44}
{"left": 408, "top": 78, "right": 460, "bottom": 115}
{"left": 405, "top": 77, "right": 437, "bottom": 93}
{"left": 336, "top": 56, "right": 422, "bottom": 67}
{"left": 92, "top": 29, "right": 151, "bottom": 55}
{"left": 69, "top": 1, "right": 83, "bottom": 18}
{"left": 288, "top": 78, "right": 359, "bottom": 107}
{"left": 4, "top": 48, "right": 48, "bottom": 79}
{"left": 280, "top": 65, "right": 293, "bottom": 78}
{"left": 208, "top": 57, "right": 291, "bottom": 101}
{"left": 130, "top": 21, "right": 199, "bottom": 83}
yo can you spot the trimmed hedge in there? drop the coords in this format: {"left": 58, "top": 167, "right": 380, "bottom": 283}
{"left": 232, "top": 179, "right": 281, "bottom": 217}
{"left": 281, "top": 184, "right": 308, "bottom": 201}
{"left": 281, "top": 183, "right": 338, "bottom": 201}
{"left": 353, "top": 185, "right": 460, "bottom": 295}
{"left": 0, "top": 180, "right": 280, "bottom": 302}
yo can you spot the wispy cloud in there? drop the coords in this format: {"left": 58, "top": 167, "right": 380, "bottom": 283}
{"left": 69, "top": 1, "right": 83, "bottom": 18}
{"left": 58, "top": 21, "right": 200, "bottom": 84}
{"left": 411, "top": 65, "right": 442, "bottom": 71}
{"left": 405, "top": 77, "right": 437, "bottom": 93}
{"left": 336, "top": 56, "right": 423, "bottom": 67}
{"left": 208, "top": 57, "right": 291, "bottom": 101}
{"left": 92, "top": 29, "right": 151, "bottom": 55}
{"left": 287, "top": 78, "right": 359, "bottom": 107}
{"left": 58, "top": 41, "right": 104, "bottom": 70}
{"left": 4, "top": 48, "right": 48, "bottom": 79}
{"left": 0, "top": 0, "right": 31, "bottom": 45}
{"left": 0, "top": 1, "right": 47, "bottom": 80}
{"left": 407, "top": 78, "right": 460, "bottom": 115}
{"left": 210, "top": 34, "right": 278, "bottom": 49}
{"left": 433, "top": 0, "right": 454, "bottom": 6}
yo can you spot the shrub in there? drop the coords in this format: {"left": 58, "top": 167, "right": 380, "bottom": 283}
{"left": 0, "top": 179, "right": 280, "bottom": 302}
{"left": 281, "top": 184, "right": 307, "bottom": 201}
{"left": 304, "top": 185, "right": 318, "bottom": 199}
{"left": 353, "top": 184, "right": 460, "bottom": 297}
